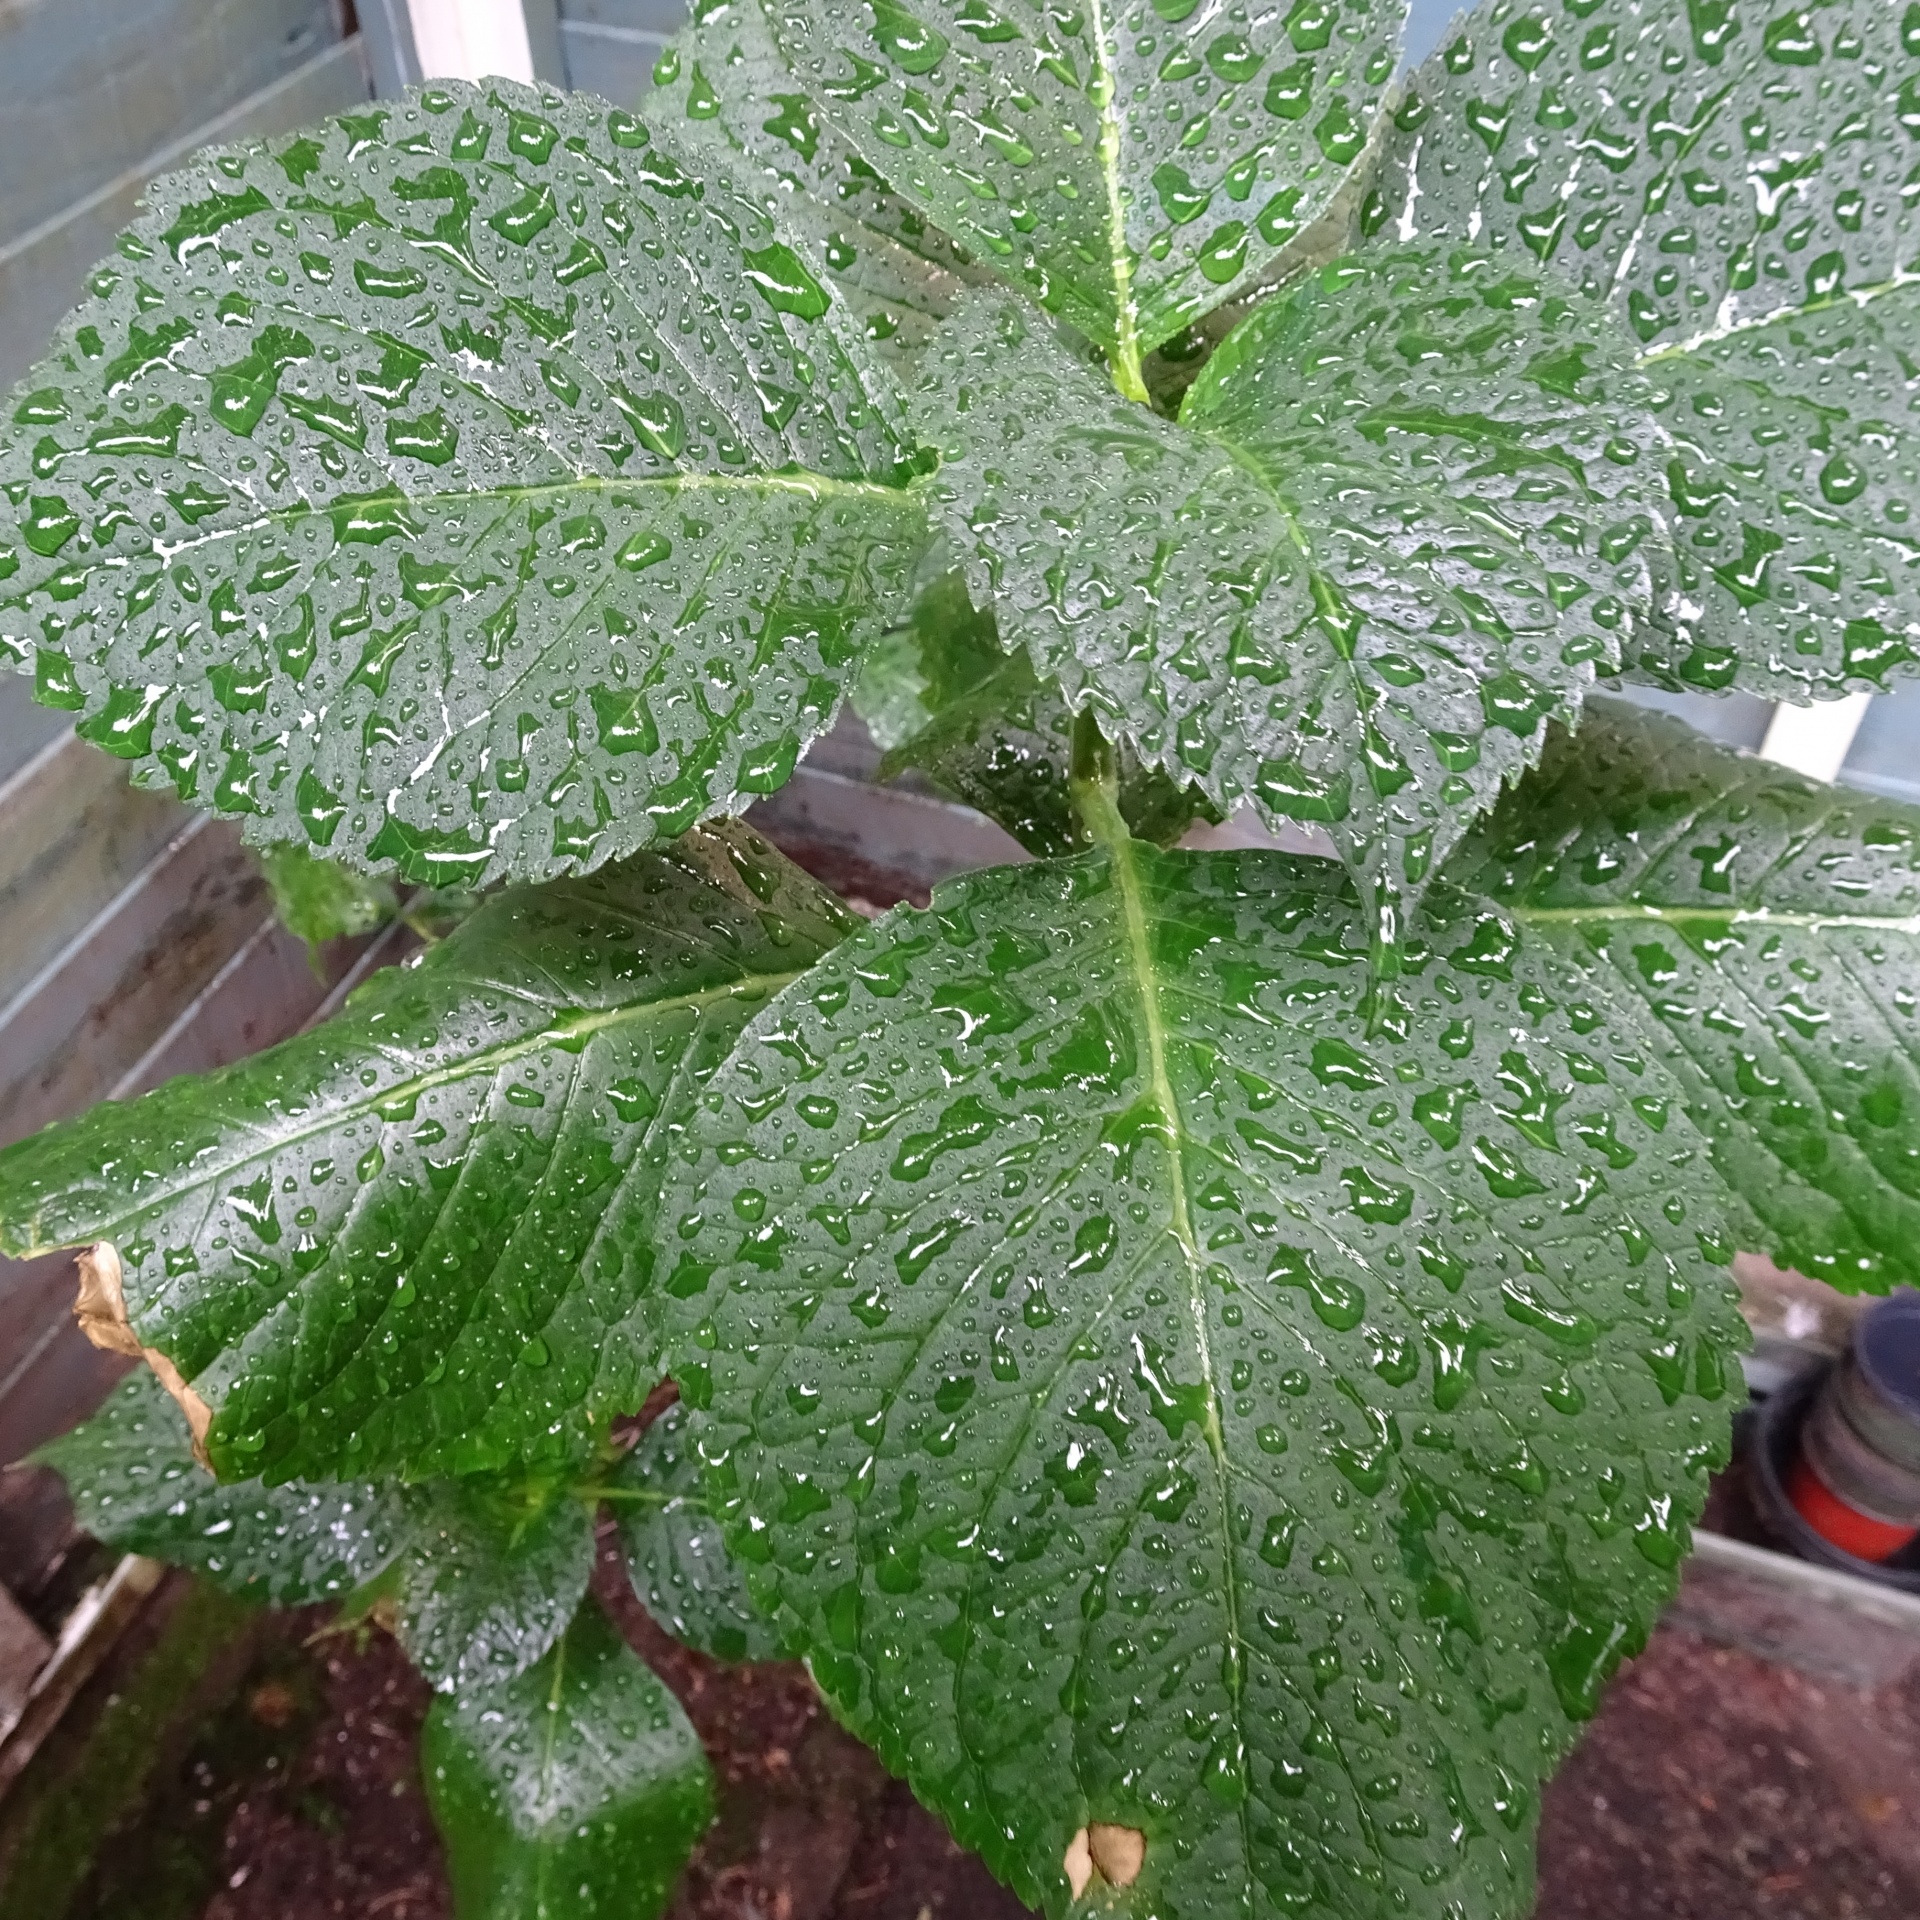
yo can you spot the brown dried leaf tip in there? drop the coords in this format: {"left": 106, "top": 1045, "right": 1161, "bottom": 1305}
{"left": 74, "top": 1242, "right": 213, "bottom": 1466}
{"left": 1064, "top": 1822, "right": 1146, "bottom": 1901}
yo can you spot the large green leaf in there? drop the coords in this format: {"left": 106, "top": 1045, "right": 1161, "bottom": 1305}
{"left": 1375, "top": 0, "right": 1920, "bottom": 699}
{"left": 423, "top": 1602, "right": 714, "bottom": 1920}
{"left": 606, "top": 1400, "right": 782, "bottom": 1662}
{"left": 0, "top": 79, "right": 929, "bottom": 890}
{"left": 915, "top": 256, "right": 1666, "bottom": 950}
{"left": 651, "top": 0, "right": 991, "bottom": 369}
{"left": 658, "top": 772, "right": 1744, "bottom": 1918}
{"left": 0, "top": 825, "right": 853, "bottom": 1483}
{"left": 1455, "top": 695, "right": 1920, "bottom": 1295}
{"left": 763, "top": 0, "right": 1412, "bottom": 383}
{"left": 40, "top": 1369, "right": 592, "bottom": 1689}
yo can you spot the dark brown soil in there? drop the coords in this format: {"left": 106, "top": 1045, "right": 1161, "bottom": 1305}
{"left": 40, "top": 1515, "right": 1920, "bottom": 1920}
{"left": 1536, "top": 1630, "right": 1920, "bottom": 1920}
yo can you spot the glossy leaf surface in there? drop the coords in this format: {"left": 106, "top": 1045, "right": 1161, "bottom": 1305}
{"left": 661, "top": 829, "right": 1743, "bottom": 1918}
{"left": 44, "top": 1369, "right": 590, "bottom": 1689}
{"left": 651, "top": 0, "right": 989, "bottom": 368}
{"left": 39, "top": 1368, "right": 406, "bottom": 1606}
{"left": 764, "top": 0, "right": 1411, "bottom": 372}
{"left": 1458, "top": 696, "right": 1920, "bottom": 1295}
{"left": 0, "top": 825, "right": 853, "bottom": 1483}
{"left": 0, "top": 80, "right": 928, "bottom": 890}
{"left": 916, "top": 258, "right": 1664, "bottom": 942}
{"left": 390, "top": 1471, "right": 596, "bottom": 1690}
{"left": 424, "top": 1602, "right": 713, "bottom": 1920}
{"left": 1377, "top": 0, "right": 1920, "bottom": 699}
{"left": 865, "top": 572, "right": 1218, "bottom": 856}
{"left": 608, "top": 1400, "right": 781, "bottom": 1662}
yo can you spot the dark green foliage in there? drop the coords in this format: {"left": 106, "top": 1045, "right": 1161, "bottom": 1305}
{"left": 0, "top": 826, "right": 852, "bottom": 1482}
{"left": 423, "top": 1603, "right": 713, "bottom": 1920}
{"left": 764, "top": 0, "right": 1411, "bottom": 372}
{"left": 649, "top": 0, "right": 989, "bottom": 368}
{"left": 39, "top": 1369, "right": 406, "bottom": 1607}
{"left": 657, "top": 798, "right": 1745, "bottom": 1919}
{"left": 861, "top": 572, "right": 1219, "bottom": 855}
{"left": 606, "top": 1401, "right": 781, "bottom": 1663}
{"left": 1377, "top": 0, "right": 1920, "bottom": 700}
{"left": 1457, "top": 698, "right": 1920, "bottom": 1295}
{"left": 0, "top": 80, "right": 929, "bottom": 890}
{"left": 915, "top": 260, "right": 1664, "bottom": 943}
{"left": 41, "top": 1370, "right": 591, "bottom": 1689}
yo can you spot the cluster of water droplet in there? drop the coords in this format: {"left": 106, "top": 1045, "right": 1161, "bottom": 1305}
{"left": 914, "top": 247, "right": 1665, "bottom": 947}
{"left": 649, "top": 0, "right": 994, "bottom": 368}
{"left": 1378, "top": 0, "right": 1920, "bottom": 699}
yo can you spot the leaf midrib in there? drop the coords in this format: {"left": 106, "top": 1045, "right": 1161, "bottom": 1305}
{"left": 5, "top": 969, "right": 807, "bottom": 1257}
{"left": 1636, "top": 271, "right": 1917, "bottom": 365}
{"left": 145, "top": 468, "right": 921, "bottom": 560}
{"left": 1507, "top": 902, "right": 1920, "bottom": 935}
{"left": 1101, "top": 831, "right": 1253, "bottom": 1891}
{"left": 1086, "top": 0, "right": 1146, "bottom": 394}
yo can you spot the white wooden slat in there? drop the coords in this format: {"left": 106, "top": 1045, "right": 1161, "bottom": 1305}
{"left": 406, "top": 0, "right": 537, "bottom": 82}
{"left": 1759, "top": 692, "right": 1875, "bottom": 784}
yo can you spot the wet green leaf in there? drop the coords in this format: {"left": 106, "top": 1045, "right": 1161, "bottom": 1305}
{"left": 38, "top": 1368, "right": 407, "bottom": 1606}
{"left": 764, "top": 0, "right": 1411, "bottom": 378}
{"left": 423, "top": 1602, "right": 713, "bottom": 1920}
{"left": 0, "top": 81, "right": 929, "bottom": 891}
{"left": 872, "top": 573, "right": 1219, "bottom": 856}
{"left": 390, "top": 1471, "right": 596, "bottom": 1691}
{"left": 651, "top": 0, "right": 991, "bottom": 370}
{"left": 1377, "top": 0, "right": 1920, "bottom": 700}
{"left": 607, "top": 1400, "right": 781, "bottom": 1663}
{"left": 0, "top": 825, "right": 853, "bottom": 1483}
{"left": 1458, "top": 695, "right": 1920, "bottom": 1296}
{"left": 659, "top": 815, "right": 1745, "bottom": 1919}
{"left": 258, "top": 841, "right": 398, "bottom": 953}
{"left": 41, "top": 1369, "right": 591, "bottom": 1690}
{"left": 915, "top": 255, "right": 1665, "bottom": 946}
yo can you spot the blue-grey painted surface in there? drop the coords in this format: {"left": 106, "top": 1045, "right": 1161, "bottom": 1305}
{"left": 355, "top": 0, "right": 423, "bottom": 96}
{"left": 1842, "top": 681, "right": 1920, "bottom": 806}
{"left": 1406, "top": 0, "right": 1462, "bottom": 63}
{"left": 556, "top": 0, "right": 682, "bottom": 100}
{"left": 0, "top": 0, "right": 345, "bottom": 248}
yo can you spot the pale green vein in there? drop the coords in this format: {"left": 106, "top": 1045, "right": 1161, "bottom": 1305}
{"left": 1637, "top": 272, "right": 1920, "bottom": 365}
{"left": 1509, "top": 903, "right": 1920, "bottom": 936}
{"left": 1070, "top": 742, "right": 1253, "bottom": 1892}
{"left": 145, "top": 468, "right": 924, "bottom": 564}
{"left": 1086, "top": 0, "right": 1148, "bottom": 404}
{"left": 3, "top": 970, "right": 806, "bottom": 1259}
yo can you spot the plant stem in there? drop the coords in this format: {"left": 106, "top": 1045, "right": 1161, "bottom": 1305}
{"left": 1108, "top": 342, "right": 1150, "bottom": 406}
{"left": 1068, "top": 707, "right": 1130, "bottom": 849}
